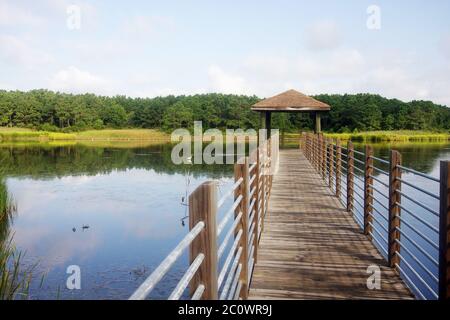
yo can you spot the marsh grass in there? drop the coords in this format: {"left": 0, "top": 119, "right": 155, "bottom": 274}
{"left": 324, "top": 131, "right": 450, "bottom": 142}
{"left": 285, "top": 131, "right": 450, "bottom": 142}
{"left": 75, "top": 129, "right": 169, "bottom": 141}
{"left": 0, "top": 175, "right": 41, "bottom": 300}
{"left": 0, "top": 128, "right": 169, "bottom": 142}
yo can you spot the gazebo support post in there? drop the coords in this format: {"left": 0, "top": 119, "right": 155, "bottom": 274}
{"left": 260, "top": 112, "right": 266, "bottom": 142}
{"left": 265, "top": 111, "right": 272, "bottom": 138}
{"left": 315, "top": 112, "right": 321, "bottom": 133}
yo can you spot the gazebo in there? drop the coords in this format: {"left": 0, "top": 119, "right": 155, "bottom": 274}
{"left": 251, "top": 89, "right": 330, "bottom": 134}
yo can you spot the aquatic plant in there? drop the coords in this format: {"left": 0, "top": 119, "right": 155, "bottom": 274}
{"left": 324, "top": 131, "right": 450, "bottom": 142}
{"left": 0, "top": 177, "right": 38, "bottom": 300}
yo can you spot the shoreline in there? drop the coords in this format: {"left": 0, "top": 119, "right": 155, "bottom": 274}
{"left": 1, "top": 128, "right": 450, "bottom": 143}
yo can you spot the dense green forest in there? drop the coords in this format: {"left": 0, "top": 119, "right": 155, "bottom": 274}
{"left": 0, "top": 89, "right": 449, "bottom": 133}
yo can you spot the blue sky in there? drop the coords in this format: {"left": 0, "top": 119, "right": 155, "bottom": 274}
{"left": 1, "top": 0, "right": 450, "bottom": 106}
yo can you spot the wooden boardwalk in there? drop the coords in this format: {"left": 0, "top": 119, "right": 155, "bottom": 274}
{"left": 249, "top": 149, "right": 414, "bottom": 300}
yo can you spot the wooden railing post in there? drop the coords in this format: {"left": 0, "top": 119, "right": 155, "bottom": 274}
{"left": 364, "top": 145, "right": 374, "bottom": 238}
{"left": 317, "top": 134, "right": 321, "bottom": 173}
{"left": 260, "top": 145, "right": 266, "bottom": 232}
{"left": 253, "top": 151, "right": 260, "bottom": 263}
{"left": 308, "top": 133, "right": 311, "bottom": 160}
{"left": 314, "top": 134, "right": 318, "bottom": 170}
{"left": 189, "top": 181, "right": 218, "bottom": 299}
{"left": 347, "top": 141, "right": 354, "bottom": 213}
{"left": 316, "top": 134, "right": 320, "bottom": 171}
{"left": 329, "top": 139, "right": 334, "bottom": 187}
{"left": 300, "top": 132, "right": 305, "bottom": 151}
{"left": 304, "top": 133, "right": 307, "bottom": 157}
{"left": 388, "top": 150, "right": 402, "bottom": 268}
{"left": 234, "top": 157, "right": 249, "bottom": 299}
{"left": 312, "top": 134, "right": 316, "bottom": 169}
{"left": 322, "top": 135, "right": 327, "bottom": 179}
{"left": 439, "top": 161, "right": 450, "bottom": 300}
{"left": 336, "top": 139, "right": 342, "bottom": 198}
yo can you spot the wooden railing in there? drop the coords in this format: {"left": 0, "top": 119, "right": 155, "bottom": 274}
{"left": 300, "top": 132, "right": 450, "bottom": 300}
{"left": 130, "top": 134, "right": 278, "bottom": 300}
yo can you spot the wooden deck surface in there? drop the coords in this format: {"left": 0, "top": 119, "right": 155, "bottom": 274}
{"left": 249, "top": 149, "right": 414, "bottom": 300}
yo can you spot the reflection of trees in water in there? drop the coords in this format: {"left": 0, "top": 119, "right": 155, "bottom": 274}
{"left": 0, "top": 144, "right": 235, "bottom": 179}
{"left": 0, "top": 143, "right": 448, "bottom": 179}
{"left": 0, "top": 178, "right": 15, "bottom": 246}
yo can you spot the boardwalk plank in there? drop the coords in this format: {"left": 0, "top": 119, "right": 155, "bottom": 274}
{"left": 248, "top": 149, "right": 414, "bottom": 300}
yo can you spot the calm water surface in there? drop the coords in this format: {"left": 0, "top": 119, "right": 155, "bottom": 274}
{"left": 350, "top": 142, "right": 449, "bottom": 300}
{"left": 0, "top": 142, "right": 236, "bottom": 299}
{"left": 1, "top": 141, "right": 449, "bottom": 299}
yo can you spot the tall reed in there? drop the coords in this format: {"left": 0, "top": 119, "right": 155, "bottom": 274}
{"left": 0, "top": 176, "right": 37, "bottom": 300}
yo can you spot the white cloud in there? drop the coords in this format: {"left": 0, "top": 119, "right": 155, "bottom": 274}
{"left": 207, "top": 48, "right": 450, "bottom": 107}
{"left": 0, "top": 1, "right": 45, "bottom": 26}
{"left": 243, "top": 55, "right": 290, "bottom": 78}
{"left": 49, "top": 66, "right": 112, "bottom": 94}
{"left": 0, "top": 34, "right": 52, "bottom": 67}
{"left": 207, "top": 65, "right": 253, "bottom": 95}
{"left": 296, "top": 49, "right": 365, "bottom": 79}
{"left": 306, "top": 20, "right": 342, "bottom": 51}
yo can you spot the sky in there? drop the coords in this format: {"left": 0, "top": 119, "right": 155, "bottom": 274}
{"left": 1, "top": 0, "right": 450, "bottom": 106}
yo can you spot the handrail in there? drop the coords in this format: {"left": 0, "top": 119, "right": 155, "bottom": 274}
{"left": 398, "top": 165, "right": 440, "bottom": 183}
{"left": 218, "top": 211, "right": 243, "bottom": 259}
{"left": 369, "top": 155, "right": 390, "bottom": 165}
{"left": 191, "top": 285, "right": 205, "bottom": 300}
{"left": 220, "top": 247, "right": 243, "bottom": 300}
{"left": 217, "top": 195, "right": 243, "bottom": 236}
{"left": 129, "top": 134, "right": 277, "bottom": 300}
{"left": 397, "top": 178, "right": 440, "bottom": 200}
{"left": 395, "top": 251, "right": 438, "bottom": 299}
{"left": 218, "top": 229, "right": 243, "bottom": 288}
{"left": 226, "top": 264, "right": 243, "bottom": 300}
{"left": 395, "top": 239, "right": 438, "bottom": 283}
{"left": 168, "top": 253, "right": 205, "bottom": 300}
{"left": 299, "top": 131, "right": 448, "bottom": 300}
{"left": 129, "top": 221, "right": 205, "bottom": 300}
{"left": 217, "top": 178, "right": 243, "bottom": 209}
{"left": 395, "top": 202, "right": 439, "bottom": 234}
{"left": 396, "top": 189, "right": 439, "bottom": 217}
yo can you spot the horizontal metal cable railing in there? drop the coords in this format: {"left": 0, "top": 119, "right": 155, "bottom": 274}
{"left": 300, "top": 132, "right": 450, "bottom": 300}
{"left": 130, "top": 134, "right": 279, "bottom": 300}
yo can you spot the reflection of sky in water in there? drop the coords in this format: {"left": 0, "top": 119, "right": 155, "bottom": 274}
{"left": 7, "top": 168, "right": 232, "bottom": 299}
{"left": 3, "top": 143, "right": 450, "bottom": 300}
{"left": 348, "top": 144, "right": 450, "bottom": 300}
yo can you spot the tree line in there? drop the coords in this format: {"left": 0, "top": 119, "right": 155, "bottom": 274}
{"left": 0, "top": 89, "right": 449, "bottom": 132}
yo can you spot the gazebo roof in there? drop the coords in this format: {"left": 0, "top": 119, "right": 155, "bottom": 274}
{"left": 251, "top": 89, "right": 330, "bottom": 112}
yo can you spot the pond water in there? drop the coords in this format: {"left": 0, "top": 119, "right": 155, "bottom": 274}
{"left": 0, "top": 142, "right": 237, "bottom": 299}
{"left": 1, "top": 141, "right": 449, "bottom": 299}
{"left": 349, "top": 142, "right": 449, "bottom": 300}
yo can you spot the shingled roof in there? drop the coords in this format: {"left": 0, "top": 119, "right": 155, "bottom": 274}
{"left": 251, "top": 89, "right": 330, "bottom": 112}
